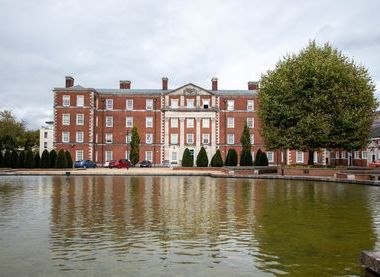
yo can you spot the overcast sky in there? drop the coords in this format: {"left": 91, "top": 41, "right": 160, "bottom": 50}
{"left": 0, "top": 0, "right": 379, "bottom": 129}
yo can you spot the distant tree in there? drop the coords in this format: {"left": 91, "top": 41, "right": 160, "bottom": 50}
{"left": 24, "top": 150, "right": 35, "bottom": 168}
{"left": 18, "top": 150, "right": 25, "bottom": 168}
{"left": 65, "top": 151, "right": 73, "bottom": 168}
{"left": 40, "top": 150, "right": 50, "bottom": 168}
{"left": 49, "top": 149, "right": 57, "bottom": 168}
{"left": 259, "top": 41, "right": 378, "bottom": 165}
{"left": 3, "top": 149, "right": 11, "bottom": 167}
{"left": 196, "top": 147, "right": 209, "bottom": 167}
{"left": 225, "top": 149, "right": 238, "bottom": 166}
{"left": 210, "top": 149, "right": 223, "bottom": 167}
{"left": 56, "top": 149, "right": 68, "bottom": 168}
{"left": 24, "top": 130, "right": 39, "bottom": 150}
{"left": 0, "top": 150, "right": 3, "bottom": 167}
{"left": 34, "top": 152, "right": 40, "bottom": 168}
{"left": 130, "top": 126, "right": 140, "bottom": 166}
{"left": 0, "top": 110, "right": 26, "bottom": 150}
{"left": 181, "top": 148, "right": 193, "bottom": 167}
{"left": 10, "top": 150, "right": 19, "bottom": 168}
{"left": 254, "top": 149, "right": 263, "bottom": 166}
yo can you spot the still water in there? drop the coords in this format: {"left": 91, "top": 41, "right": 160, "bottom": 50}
{"left": 0, "top": 176, "right": 379, "bottom": 276}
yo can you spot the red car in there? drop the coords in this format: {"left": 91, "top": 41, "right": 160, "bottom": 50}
{"left": 369, "top": 161, "right": 380, "bottom": 168}
{"left": 109, "top": 159, "right": 131, "bottom": 169}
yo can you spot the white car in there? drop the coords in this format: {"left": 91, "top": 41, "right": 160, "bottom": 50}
{"left": 103, "top": 161, "right": 110, "bottom": 167}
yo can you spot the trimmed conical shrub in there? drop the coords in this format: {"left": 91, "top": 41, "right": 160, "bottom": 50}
{"left": 11, "top": 151, "right": 19, "bottom": 168}
{"left": 225, "top": 149, "right": 238, "bottom": 166}
{"left": 34, "top": 152, "right": 40, "bottom": 168}
{"left": 40, "top": 150, "right": 50, "bottom": 168}
{"left": 254, "top": 149, "right": 263, "bottom": 166}
{"left": 24, "top": 150, "right": 35, "bottom": 168}
{"left": 18, "top": 150, "right": 25, "bottom": 168}
{"left": 210, "top": 149, "right": 223, "bottom": 167}
{"left": 260, "top": 151, "right": 269, "bottom": 166}
{"left": 49, "top": 150, "right": 57, "bottom": 168}
{"left": 196, "top": 147, "right": 209, "bottom": 167}
{"left": 65, "top": 151, "right": 73, "bottom": 168}
{"left": 240, "top": 150, "right": 253, "bottom": 166}
{"left": 56, "top": 149, "right": 68, "bottom": 168}
{"left": 181, "top": 148, "right": 193, "bottom": 167}
{"left": 3, "top": 150, "right": 11, "bottom": 168}
{"left": 0, "top": 150, "right": 3, "bottom": 167}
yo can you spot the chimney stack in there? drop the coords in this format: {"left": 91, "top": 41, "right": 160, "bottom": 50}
{"left": 120, "top": 80, "right": 131, "bottom": 89}
{"left": 162, "top": 77, "right": 168, "bottom": 90}
{"left": 248, "top": 81, "right": 259, "bottom": 90}
{"left": 65, "top": 76, "right": 74, "bottom": 88}
{"left": 211, "top": 77, "right": 218, "bottom": 91}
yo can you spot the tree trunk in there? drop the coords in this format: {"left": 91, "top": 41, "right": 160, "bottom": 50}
{"left": 308, "top": 150, "right": 314, "bottom": 165}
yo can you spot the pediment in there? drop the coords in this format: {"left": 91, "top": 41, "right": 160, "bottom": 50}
{"left": 164, "top": 83, "right": 215, "bottom": 96}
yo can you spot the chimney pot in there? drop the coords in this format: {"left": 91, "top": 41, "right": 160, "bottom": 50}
{"left": 120, "top": 80, "right": 131, "bottom": 89}
{"left": 248, "top": 81, "right": 259, "bottom": 90}
{"left": 211, "top": 77, "right": 218, "bottom": 91}
{"left": 65, "top": 76, "right": 74, "bottom": 88}
{"left": 162, "top": 77, "right": 168, "bottom": 90}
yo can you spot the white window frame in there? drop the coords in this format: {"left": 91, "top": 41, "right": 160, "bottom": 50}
{"left": 126, "top": 133, "right": 132, "bottom": 143}
{"left": 146, "top": 99, "right": 153, "bottom": 110}
{"left": 250, "top": 134, "right": 254, "bottom": 145}
{"left": 126, "top": 117, "right": 133, "bottom": 128}
{"left": 247, "top": 100, "right": 254, "bottom": 111}
{"left": 362, "top": 151, "right": 367, "bottom": 159}
{"left": 44, "top": 141, "right": 47, "bottom": 148}
{"left": 354, "top": 151, "right": 359, "bottom": 159}
{"left": 247, "top": 117, "right": 254, "bottom": 128}
{"left": 146, "top": 133, "right": 153, "bottom": 144}
{"left": 171, "top": 133, "right": 178, "bottom": 145}
{"left": 62, "top": 114, "right": 70, "bottom": 125}
{"left": 146, "top": 117, "right": 153, "bottom": 128}
{"left": 63, "top": 95, "right": 70, "bottom": 107}
{"left": 187, "top": 118, "right": 194, "bottom": 128}
{"left": 187, "top": 133, "right": 194, "bottom": 144}
{"left": 267, "top": 151, "right": 274, "bottom": 163}
{"left": 171, "top": 99, "right": 179, "bottom": 108}
{"left": 145, "top": 151, "right": 153, "bottom": 162}
{"left": 202, "top": 133, "right": 210, "bottom": 144}
{"left": 335, "top": 152, "right": 340, "bottom": 159}
{"left": 341, "top": 151, "right": 346, "bottom": 159}
{"left": 105, "top": 99, "right": 113, "bottom": 110}
{"left": 76, "top": 131, "right": 84, "bottom": 143}
{"left": 296, "top": 151, "right": 304, "bottom": 163}
{"left": 172, "top": 151, "right": 177, "bottom": 161}
{"left": 125, "top": 150, "right": 130, "bottom": 160}
{"left": 106, "top": 116, "right": 113, "bottom": 127}
{"left": 171, "top": 118, "right": 178, "bottom": 128}
{"left": 187, "top": 99, "right": 194, "bottom": 108}
{"left": 62, "top": 132, "right": 70, "bottom": 143}
{"left": 77, "top": 95, "right": 84, "bottom": 107}
{"left": 203, "top": 99, "right": 210, "bottom": 109}
{"left": 76, "top": 114, "right": 84, "bottom": 125}
{"left": 105, "top": 133, "right": 113, "bottom": 144}
{"left": 126, "top": 99, "right": 133, "bottom": 111}
{"left": 227, "top": 117, "right": 234, "bottom": 128}
{"left": 202, "top": 118, "right": 210, "bottom": 128}
{"left": 227, "top": 100, "right": 234, "bottom": 111}
{"left": 105, "top": 151, "right": 113, "bottom": 161}
{"left": 227, "top": 134, "right": 234, "bottom": 145}
{"left": 76, "top": 150, "right": 84, "bottom": 161}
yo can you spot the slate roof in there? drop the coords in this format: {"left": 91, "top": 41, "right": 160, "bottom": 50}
{"left": 371, "top": 124, "right": 380, "bottom": 139}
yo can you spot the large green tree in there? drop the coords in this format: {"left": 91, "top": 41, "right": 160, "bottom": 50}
{"left": 0, "top": 110, "right": 26, "bottom": 150}
{"left": 130, "top": 126, "right": 140, "bottom": 166}
{"left": 259, "top": 41, "right": 378, "bottom": 165}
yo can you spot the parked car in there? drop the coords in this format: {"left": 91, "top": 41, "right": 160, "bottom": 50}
{"left": 162, "top": 160, "right": 171, "bottom": 168}
{"left": 369, "top": 161, "right": 380, "bottom": 168}
{"left": 109, "top": 159, "right": 131, "bottom": 169}
{"left": 74, "top": 160, "right": 97, "bottom": 168}
{"left": 140, "top": 160, "right": 152, "bottom": 168}
{"left": 103, "top": 160, "right": 114, "bottom": 167}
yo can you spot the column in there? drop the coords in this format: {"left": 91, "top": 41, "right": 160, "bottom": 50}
{"left": 211, "top": 118, "right": 216, "bottom": 157}
{"left": 196, "top": 95, "right": 200, "bottom": 108}
{"left": 179, "top": 117, "right": 185, "bottom": 150}
{"left": 164, "top": 117, "right": 169, "bottom": 161}
{"left": 196, "top": 118, "right": 201, "bottom": 153}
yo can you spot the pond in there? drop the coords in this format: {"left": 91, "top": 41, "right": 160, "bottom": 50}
{"left": 0, "top": 176, "right": 379, "bottom": 276}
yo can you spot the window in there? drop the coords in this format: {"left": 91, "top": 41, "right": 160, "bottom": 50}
{"left": 171, "top": 134, "right": 178, "bottom": 145}
{"left": 247, "top": 117, "right": 254, "bottom": 128}
{"left": 203, "top": 99, "right": 210, "bottom": 109}
{"left": 76, "top": 131, "right": 84, "bottom": 143}
{"left": 171, "top": 118, "right": 178, "bottom": 128}
{"left": 202, "top": 134, "right": 210, "bottom": 144}
{"left": 172, "top": 151, "right": 177, "bottom": 161}
{"left": 202, "top": 118, "right": 210, "bottom": 128}
{"left": 76, "top": 114, "right": 84, "bottom": 125}
{"left": 62, "top": 132, "right": 70, "bottom": 143}
{"left": 267, "top": 151, "right": 274, "bottom": 163}
{"left": 44, "top": 131, "right": 48, "bottom": 139}
{"left": 77, "top": 95, "right": 84, "bottom": 107}
{"left": 247, "top": 100, "right": 254, "bottom": 111}
{"left": 145, "top": 151, "right": 153, "bottom": 161}
{"left": 187, "top": 99, "right": 194, "bottom": 108}
{"left": 187, "top": 118, "right": 194, "bottom": 128}
{"left": 63, "top": 95, "right": 70, "bottom": 106}
{"left": 44, "top": 142, "right": 47, "bottom": 148}
{"left": 187, "top": 133, "right": 194, "bottom": 144}
{"left": 76, "top": 150, "right": 83, "bottom": 161}
{"left": 105, "top": 99, "right": 113, "bottom": 110}
{"left": 125, "top": 151, "right": 130, "bottom": 160}
{"left": 146, "top": 133, "right": 153, "bottom": 144}
{"left": 362, "top": 151, "right": 367, "bottom": 159}
{"left": 227, "top": 117, "right": 234, "bottom": 128}
{"left": 227, "top": 134, "right": 234, "bottom": 144}
{"left": 341, "top": 151, "right": 346, "bottom": 159}
{"left": 126, "top": 99, "right": 133, "bottom": 110}
{"left": 106, "top": 116, "right": 113, "bottom": 127}
{"left": 62, "top": 114, "right": 70, "bottom": 125}
{"left": 126, "top": 117, "right": 133, "bottom": 128}
{"left": 126, "top": 133, "right": 132, "bottom": 143}
{"left": 335, "top": 152, "right": 340, "bottom": 159}
{"left": 146, "top": 99, "right": 153, "bottom": 110}
{"left": 146, "top": 117, "right": 153, "bottom": 128}
{"left": 354, "top": 151, "right": 359, "bottom": 159}
{"left": 171, "top": 99, "right": 179, "bottom": 108}
{"left": 105, "top": 133, "right": 113, "bottom": 143}
{"left": 250, "top": 134, "right": 254, "bottom": 145}
{"left": 105, "top": 151, "right": 113, "bottom": 161}
{"left": 296, "top": 151, "right": 304, "bottom": 163}
{"left": 227, "top": 100, "right": 234, "bottom": 111}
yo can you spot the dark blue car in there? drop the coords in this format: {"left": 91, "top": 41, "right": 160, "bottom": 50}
{"left": 74, "top": 160, "right": 97, "bottom": 168}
